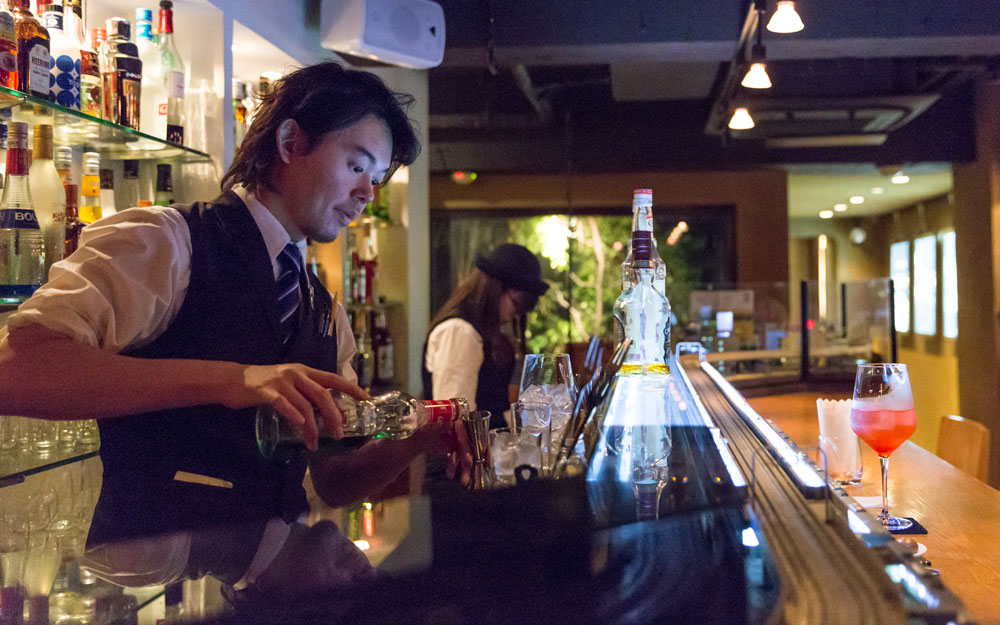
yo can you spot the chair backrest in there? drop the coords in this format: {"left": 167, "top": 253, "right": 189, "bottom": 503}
{"left": 937, "top": 415, "right": 991, "bottom": 482}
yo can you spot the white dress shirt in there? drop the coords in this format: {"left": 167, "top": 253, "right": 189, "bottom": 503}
{"left": 6, "top": 186, "right": 356, "bottom": 588}
{"left": 424, "top": 318, "right": 484, "bottom": 410}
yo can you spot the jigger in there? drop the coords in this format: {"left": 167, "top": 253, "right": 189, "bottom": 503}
{"left": 462, "top": 410, "right": 492, "bottom": 490}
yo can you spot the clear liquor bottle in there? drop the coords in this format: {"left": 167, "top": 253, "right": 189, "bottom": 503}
{"left": 28, "top": 124, "right": 65, "bottom": 278}
{"left": 0, "top": 4, "right": 17, "bottom": 90}
{"left": 256, "top": 391, "right": 469, "bottom": 462}
{"left": 11, "top": 0, "right": 50, "bottom": 99}
{"left": 157, "top": 1, "right": 185, "bottom": 145}
{"left": 621, "top": 188, "right": 666, "bottom": 295}
{"left": 78, "top": 152, "right": 100, "bottom": 223}
{"left": 135, "top": 8, "right": 165, "bottom": 139}
{"left": 0, "top": 121, "right": 45, "bottom": 303}
{"left": 41, "top": 4, "right": 80, "bottom": 109}
{"left": 613, "top": 230, "right": 671, "bottom": 376}
{"left": 154, "top": 163, "right": 172, "bottom": 205}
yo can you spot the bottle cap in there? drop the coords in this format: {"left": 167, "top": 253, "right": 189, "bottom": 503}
{"left": 105, "top": 17, "right": 130, "bottom": 41}
{"left": 43, "top": 3, "right": 62, "bottom": 15}
{"left": 135, "top": 7, "right": 152, "bottom": 22}
{"left": 138, "top": 200, "right": 153, "bottom": 207}
{"left": 83, "top": 151, "right": 100, "bottom": 164}
{"left": 7, "top": 121, "right": 28, "bottom": 149}
{"left": 33, "top": 124, "right": 52, "bottom": 139}
{"left": 160, "top": 0, "right": 173, "bottom": 9}
{"left": 91, "top": 28, "right": 107, "bottom": 49}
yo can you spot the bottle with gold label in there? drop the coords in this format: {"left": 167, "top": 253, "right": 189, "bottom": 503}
{"left": 0, "top": 3, "right": 17, "bottom": 89}
{"left": 79, "top": 152, "right": 101, "bottom": 223}
{"left": 81, "top": 27, "right": 103, "bottom": 117}
{"left": 11, "top": 0, "right": 50, "bottom": 99}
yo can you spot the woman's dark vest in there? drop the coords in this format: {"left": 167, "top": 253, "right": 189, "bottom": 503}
{"left": 88, "top": 191, "right": 338, "bottom": 548}
{"left": 421, "top": 316, "right": 512, "bottom": 431}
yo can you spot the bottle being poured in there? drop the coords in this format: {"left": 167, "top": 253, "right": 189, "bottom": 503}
{"left": 256, "top": 390, "right": 469, "bottom": 463}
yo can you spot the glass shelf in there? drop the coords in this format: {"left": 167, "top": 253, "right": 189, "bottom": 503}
{"left": 0, "top": 444, "right": 99, "bottom": 488}
{"left": 0, "top": 86, "right": 211, "bottom": 163}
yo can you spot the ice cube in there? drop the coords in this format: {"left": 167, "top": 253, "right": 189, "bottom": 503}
{"left": 516, "top": 441, "right": 541, "bottom": 469}
{"left": 519, "top": 384, "right": 549, "bottom": 404}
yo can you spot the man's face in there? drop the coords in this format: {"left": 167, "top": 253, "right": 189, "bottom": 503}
{"left": 282, "top": 113, "right": 393, "bottom": 242}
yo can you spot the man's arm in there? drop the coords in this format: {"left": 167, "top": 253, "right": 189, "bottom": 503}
{"left": 0, "top": 324, "right": 366, "bottom": 448}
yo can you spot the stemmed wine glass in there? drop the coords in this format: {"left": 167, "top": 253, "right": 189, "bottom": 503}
{"left": 850, "top": 363, "right": 917, "bottom": 531}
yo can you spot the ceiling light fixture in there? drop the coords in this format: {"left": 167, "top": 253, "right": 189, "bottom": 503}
{"left": 741, "top": 16, "right": 771, "bottom": 89}
{"left": 849, "top": 195, "right": 865, "bottom": 204}
{"left": 892, "top": 173, "right": 910, "bottom": 184}
{"left": 767, "top": 1, "right": 804, "bottom": 33}
{"left": 729, "top": 107, "right": 755, "bottom": 130}
{"left": 819, "top": 210, "right": 834, "bottom": 219}
{"left": 833, "top": 203, "right": 848, "bottom": 212}
{"left": 871, "top": 187, "right": 884, "bottom": 194}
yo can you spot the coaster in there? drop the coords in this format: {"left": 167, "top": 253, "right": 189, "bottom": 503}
{"left": 889, "top": 517, "right": 927, "bottom": 535}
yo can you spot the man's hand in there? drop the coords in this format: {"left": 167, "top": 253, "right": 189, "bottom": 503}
{"left": 229, "top": 364, "right": 368, "bottom": 451}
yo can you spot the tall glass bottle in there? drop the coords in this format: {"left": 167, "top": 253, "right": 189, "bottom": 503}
{"left": 157, "top": 1, "right": 185, "bottom": 145}
{"left": 54, "top": 145, "right": 72, "bottom": 186}
{"left": 621, "top": 188, "right": 666, "bottom": 295}
{"left": 0, "top": 3, "right": 17, "bottom": 90}
{"left": 64, "top": 183, "right": 81, "bottom": 255}
{"left": 100, "top": 18, "right": 141, "bottom": 129}
{"left": 613, "top": 230, "right": 671, "bottom": 376}
{"left": 154, "top": 163, "right": 172, "bottom": 205}
{"left": 80, "top": 27, "right": 103, "bottom": 117}
{"left": 135, "top": 8, "right": 165, "bottom": 139}
{"left": 0, "top": 122, "right": 45, "bottom": 303}
{"left": 42, "top": 4, "right": 80, "bottom": 110}
{"left": 372, "top": 304, "right": 394, "bottom": 388}
{"left": 256, "top": 391, "right": 469, "bottom": 462}
{"left": 78, "top": 153, "right": 100, "bottom": 223}
{"left": 11, "top": 0, "right": 50, "bottom": 99}
{"left": 28, "top": 124, "right": 65, "bottom": 278}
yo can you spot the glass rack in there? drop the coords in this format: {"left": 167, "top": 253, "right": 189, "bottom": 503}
{"left": 0, "top": 86, "right": 211, "bottom": 163}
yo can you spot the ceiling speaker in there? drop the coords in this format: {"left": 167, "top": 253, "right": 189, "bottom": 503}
{"left": 320, "top": 0, "right": 446, "bottom": 70}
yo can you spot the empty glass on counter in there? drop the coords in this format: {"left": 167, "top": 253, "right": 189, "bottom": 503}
{"left": 518, "top": 353, "right": 575, "bottom": 456}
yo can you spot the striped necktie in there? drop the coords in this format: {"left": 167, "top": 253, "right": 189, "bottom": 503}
{"left": 276, "top": 242, "right": 303, "bottom": 344}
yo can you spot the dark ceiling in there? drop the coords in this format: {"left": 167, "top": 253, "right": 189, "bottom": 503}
{"left": 426, "top": 0, "right": 1000, "bottom": 174}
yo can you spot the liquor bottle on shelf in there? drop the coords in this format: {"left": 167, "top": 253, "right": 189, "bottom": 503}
{"left": 358, "top": 221, "right": 377, "bottom": 304}
{"left": 41, "top": 3, "right": 80, "bottom": 109}
{"left": 613, "top": 230, "right": 671, "bottom": 376}
{"left": 100, "top": 18, "right": 142, "bottom": 129}
{"left": 232, "top": 78, "right": 248, "bottom": 148}
{"left": 119, "top": 159, "right": 139, "bottom": 209}
{"left": 0, "top": 3, "right": 17, "bottom": 90}
{"left": 135, "top": 7, "right": 165, "bottom": 139}
{"left": 78, "top": 152, "right": 100, "bottom": 223}
{"left": 28, "top": 124, "right": 65, "bottom": 277}
{"left": 99, "top": 168, "right": 115, "bottom": 217}
{"left": 352, "top": 311, "right": 375, "bottom": 390}
{"left": 64, "top": 182, "right": 81, "bottom": 255}
{"left": 81, "top": 27, "right": 103, "bottom": 118}
{"left": 621, "top": 188, "right": 666, "bottom": 295}
{"left": 157, "top": 0, "right": 185, "bottom": 145}
{"left": 0, "top": 122, "right": 45, "bottom": 303}
{"left": 256, "top": 391, "right": 469, "bottom": 462}
{"left": 54, "top": 145, "right": 72, "bottom": 186}
{"left": 154, "top": 163, "right": 172, "bottom": 205}
{"left": 372, "top": 300, "right": 394, "bottom": 388}
{"left": 0, "top": 123, "right": 7, "bottom": 190}
{"left": 12, "top": 0, "right": 50, "bottom": 100}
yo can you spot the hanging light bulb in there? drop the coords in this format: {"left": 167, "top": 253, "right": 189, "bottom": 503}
{"left": 742, "top": 59, "right": 772, "bottom": 89}
{"left": 767, "top": 1, "right": 804, "bottom": 34}
{"left": 729, "top": 107, "right": 755, "bottom": 130}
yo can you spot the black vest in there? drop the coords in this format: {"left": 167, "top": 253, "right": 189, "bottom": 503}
{"left": 88, "top": 191, "right": 338, "bottom": 547}
{"left": 421, "top": 316, "right": 512, "bottom": 431}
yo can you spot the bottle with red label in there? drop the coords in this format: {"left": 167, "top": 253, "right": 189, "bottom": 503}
{"left": 0, "top": 4, "right": 18, "bottom": 89}
{"left": 256, "top": 391, "right": 468, "bottom": 462}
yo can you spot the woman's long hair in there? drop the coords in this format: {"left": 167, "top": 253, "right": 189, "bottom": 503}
{"left": 430, "top": 269, "right": 513, "bottom": 369}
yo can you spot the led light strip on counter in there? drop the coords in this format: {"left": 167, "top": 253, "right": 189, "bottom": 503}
{"left": 699, "top": 361, "right": 827, "bottom": 496}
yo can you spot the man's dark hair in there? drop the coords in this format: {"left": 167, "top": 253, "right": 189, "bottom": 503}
{"left": 221, "top": 61, "right": 421, "bottom": 193}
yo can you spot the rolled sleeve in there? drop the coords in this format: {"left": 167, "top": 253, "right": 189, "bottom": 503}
{"left": 7, "top": 207, "right": 192, "bottom": 352}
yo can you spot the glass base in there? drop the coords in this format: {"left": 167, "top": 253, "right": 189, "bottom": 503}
{"left": 878, "top": 512, "right": 913, "bottom": 531}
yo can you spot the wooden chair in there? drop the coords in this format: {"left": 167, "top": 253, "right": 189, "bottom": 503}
{"left": 937, "top": 415, "right": 991, "bottom": 482}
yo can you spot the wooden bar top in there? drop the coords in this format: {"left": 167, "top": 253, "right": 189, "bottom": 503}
{"left": 749, "top": 393, "right": 1000, "bottom": 625}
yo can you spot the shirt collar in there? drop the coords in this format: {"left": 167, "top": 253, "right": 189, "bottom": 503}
{"left": 232, "top": 185, "right": 307, "bottom": 263}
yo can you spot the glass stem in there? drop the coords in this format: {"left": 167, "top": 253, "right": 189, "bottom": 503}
{"left": 879, "top": 455, "right": 890, "bottom": 521}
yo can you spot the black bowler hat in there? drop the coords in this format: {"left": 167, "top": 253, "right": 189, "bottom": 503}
{"left": 475, "top": 243, "right": 550, "bottom": 296}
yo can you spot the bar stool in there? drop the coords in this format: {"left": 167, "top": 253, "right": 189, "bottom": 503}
{"left": 937, "top": 415, "right": 991, "bottom": 482}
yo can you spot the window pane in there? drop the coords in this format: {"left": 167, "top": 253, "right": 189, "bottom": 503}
{"left": 942, "top": 231, "right": 958, "bottom": 338}
{"left": 913, "top": 235, "right": 937, "bottom": 336}
{"left": 890, "top": 241, "right": 910, "bottom": 334}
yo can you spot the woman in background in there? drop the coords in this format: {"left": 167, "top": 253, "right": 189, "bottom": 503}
{"left": 422, "top": 243, "right": 549, "bottom": 430}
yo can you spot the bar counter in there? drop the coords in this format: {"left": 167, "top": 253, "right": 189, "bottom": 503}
{"left": 750, "top": 393, "right": 1000, "bottom": 625}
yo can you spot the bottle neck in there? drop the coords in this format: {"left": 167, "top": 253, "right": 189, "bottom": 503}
{"left": 631, "top": 202, "right": 654, "bottom": 233}
{"left": 158, "top": 9, "right": 173, "bottom": 35}
{"left": 136, "top": 20, "right": 153, "bottom": 42}
{"left": 42, "top": 12, "right": 63, "bottom": 32}
{"left": 6, "top": 146, "right": 29, "bottom": 177}
{"left": 32, "top": 136, "right": 53, "bottom": 161}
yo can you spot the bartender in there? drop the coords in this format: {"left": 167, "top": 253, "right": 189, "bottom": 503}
{"left": 0, "top": 61, "right": 470, "bottom": 598}
{"left": 423, "top": 243, "right": 549, "bottom": 430}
